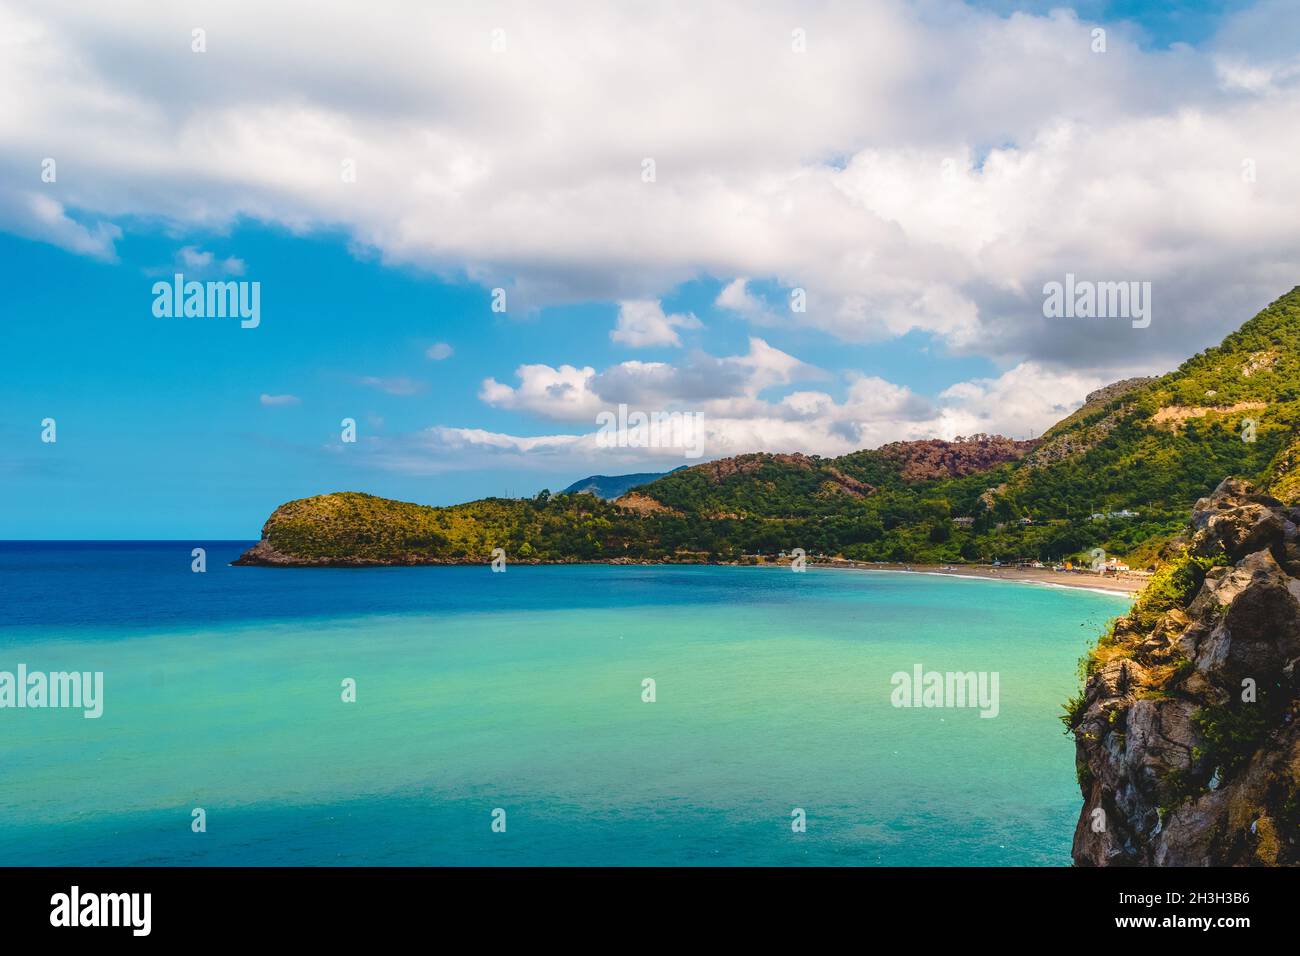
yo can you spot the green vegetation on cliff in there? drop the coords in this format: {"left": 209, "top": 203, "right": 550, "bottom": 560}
{"left": 240, "top": 490, "right": 657, "bottom": 564}
{"left": 1066, "top": 478, "right": 1300, "bottom": 866}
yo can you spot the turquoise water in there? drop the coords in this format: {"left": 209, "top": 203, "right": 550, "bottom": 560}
{"left": 0, "top": 544, "right": 1126, "bottom": 865}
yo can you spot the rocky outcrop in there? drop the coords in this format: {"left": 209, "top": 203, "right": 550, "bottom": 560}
{"left": 1070, "top": 478, "right": 1300, "bottom": 866}
{"left": 613, "top": 491, "right": 679, "bottom": 515}
{"left": 1083, "top": 377, "right": 1157, "bottom": 407}
{"left": 875, "top": 435, "right": 1037, "bottom": 482}
{"left": 689, "top": 453, "right": 817, "bottom": 483}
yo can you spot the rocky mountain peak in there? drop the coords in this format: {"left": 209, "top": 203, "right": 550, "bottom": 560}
{"left": 1082, "top": 377, "right": 1156, "bottom": 407}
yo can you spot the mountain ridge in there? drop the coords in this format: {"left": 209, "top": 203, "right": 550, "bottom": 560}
{"left": 236, "top": 287, "right": 1300, "bottom": 570}
{"left": 561, "top": 467, "right": 686, "bottom": 500}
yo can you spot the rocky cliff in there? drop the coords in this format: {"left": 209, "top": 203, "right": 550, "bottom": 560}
{"left": 1070, "top": 477, "right": 1300, "bottom": 866}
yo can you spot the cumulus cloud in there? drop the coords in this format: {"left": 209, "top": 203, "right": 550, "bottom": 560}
{"left": 384, "top": 331, "right": 1115, "bottom": 473}
{"left": 359, "top": 356, "right": 1111, "bottom": 474}
{"left": 175, "top": 245, "right": 246, "bottom": 277}
{"left": 425, "top": 342, "right": 454, "bottom": 360}
{"left": 479, "top": 363, "right": 602, "bottom": 420}
{"left": 8, "top": 193, "right": 120, "bottom": 260}
{"left": 932, "top": 362, "right": 1105, "bottom": 439}
{"left": 259, "top": 393, "right": 300, "bottom": 406}
{"left": 715, "top": 278, "right": 783, "bottom": 325}
{"left": 3, "top": 0, "right": 1297, "bottom": 382}
{"left": 479, "top": 337, "right": 821, "bottom": 424}
{"left": 610, "top": 300, "right": 701, "bottom": 348}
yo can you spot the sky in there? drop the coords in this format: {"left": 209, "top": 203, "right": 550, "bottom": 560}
{"left": 1, "top": 0, "right": 1298, "bottom": 538}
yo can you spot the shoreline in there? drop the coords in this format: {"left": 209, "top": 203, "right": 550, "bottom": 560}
{"left": 810, "top": 560, "right": 1144, "bottom": 596}
{"left": 232, "top": 543, "right": 1146, "bottom": 596}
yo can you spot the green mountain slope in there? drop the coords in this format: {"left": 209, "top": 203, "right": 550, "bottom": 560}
{"left": 237, "top": 287, "right": 1300, "bottom": 567}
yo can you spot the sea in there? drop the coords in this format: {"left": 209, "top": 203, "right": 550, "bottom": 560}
{"left": 0, "top": 541, "right": 1127, "bottom": 866}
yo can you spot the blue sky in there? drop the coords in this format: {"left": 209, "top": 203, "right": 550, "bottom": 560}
{"left": 2, "top": 0, "right": 1297, "bottom": 537}
{"left": 1, "top": 225, "right": 1001, "bottom": 536}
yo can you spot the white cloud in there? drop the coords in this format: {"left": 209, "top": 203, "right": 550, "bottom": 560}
{"left": 480, "top": 337, "right": 820, "bottom": 424}
{"left": 479, "top": 364, "right": 601, "bottom": 420}
{"left": 610, "top": 300, "right": 701, "bottom": 348}
{"left": 932, "top": 362, "right": 1107, "bottom": 440}
{"left": 176, "top": 245, "right": 245, "bottom": 278}
{"left": 2, "top": 0, "right": 1298, "bottom": 379}
{"left": 425, "top": 342, "right": 454, "bottom": 360}
{"left": 715, "top": 278, "right": 782, "bottom": 325}
{"left": 362, "top": 358, "right": 1109, "bottom": 474}
{"left": 12, "top": 193, "right": 120, "bottom": 261}
{"left": 259, "top": 393, "right": 300, "bottom": 406}
{"left": 729, "top": 337, "right": 821, "bottom": 393}
{"left": 393, "top": 335, "right": 1114, "bottom": 473}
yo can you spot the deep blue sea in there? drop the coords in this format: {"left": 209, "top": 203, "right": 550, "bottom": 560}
{"left": 0, "top": 541, "right": 1126, "bottom": 865}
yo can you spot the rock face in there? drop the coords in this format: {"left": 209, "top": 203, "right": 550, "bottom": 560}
{"left": 1070, "top": 478, "right": 1300, "bottom": 866}
{"left": 874, "top": 435, "right": 1037, "bottom": 482}
{"left": 1083, "top": 377, "right": 1157, "bottom": 407}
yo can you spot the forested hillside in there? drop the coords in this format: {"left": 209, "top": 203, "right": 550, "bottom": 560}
{"left": 238, "top": 288, "right": 1300, "bottom": 568}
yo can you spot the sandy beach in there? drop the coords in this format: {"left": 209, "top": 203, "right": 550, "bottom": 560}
{"left": 811, "top": 560, "right": 1146, "bottom": 596}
